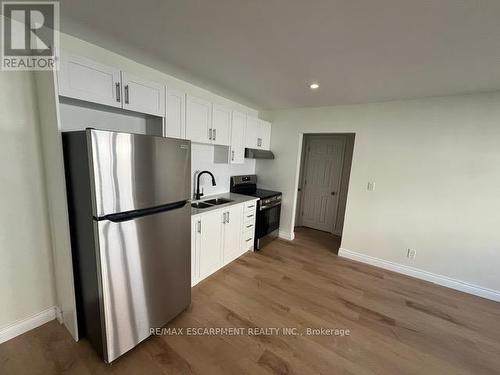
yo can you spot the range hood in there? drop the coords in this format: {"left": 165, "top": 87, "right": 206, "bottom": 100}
{"left": 245, "top": 148, "right": 275, "bottom": 159}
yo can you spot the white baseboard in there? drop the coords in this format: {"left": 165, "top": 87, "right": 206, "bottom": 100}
{"left": 0, "top": 306, "right": 58, "bottom": 344}
{"left": 339, "top": 248, "right": 500, "bottom": 303}
{"left": 278, "top": 230, "right": 295, "bottom": 241}
{"left": 55, "top": 306, "right": 63, "bottom": 323}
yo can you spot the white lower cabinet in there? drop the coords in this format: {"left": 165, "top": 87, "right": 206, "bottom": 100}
{"left": 222, "top": 203, "right": 244, "bottom": 264}
{"left": 196, "top": 209, "right": 224, "bottom": 281}
{"left": 191, "top": 200, "right": 257, "bottom": 286}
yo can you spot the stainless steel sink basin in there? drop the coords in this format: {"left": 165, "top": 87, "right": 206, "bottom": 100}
{"left": 191, "top": 202, "right": 212, "bottom": 209}
{"left": 203, "top": 198, "right": 233, "bottom": 205}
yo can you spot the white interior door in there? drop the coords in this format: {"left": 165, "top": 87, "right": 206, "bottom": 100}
{"left": 230, "top": 111, "right": 246, "bottom": 163}
{"left": 300, "top": 136, "right": 346, "bottom": 233}
{"left": 121, "top": 72, "right": 165, "bottom": 116}
{"left": 199, "top": 210, "right": 223, "bottom": 280}
{"left": 166, "top": 87, "right": 186, "bottom": 139}
{"left": 58, "top": 52, "right": 122, "bottom": 108}
{"left": 223, "top": 204, "right": 243, "bottom": 264}
{"left": 212, "top": 104, "right": 231, "bottom": 146}
{"left": 186, "top": 95, "right": 212, "bottom": 144}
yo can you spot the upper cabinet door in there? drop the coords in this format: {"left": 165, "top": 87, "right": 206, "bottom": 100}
{"left": 259, "top": 120, "right": 272, "bottom": 150}
{"left": 212, "top": 104, "right": 231, "bottom": 146}
{"left": 186, "top": 95, "right": 212, "bottom": 144}
{"left": 230, "top": 111, "right": 246, "bottom": 164}
{"left": 165, "top": 87, "right": 186, "bottom": 139}
{"left": 121, "top": 72, "right": 165, "bottom": 117}
{"left": 58, "top": 52, "right": 122, "bottom": 108}
{"left": 245, "top": 116, "right": 260, "bottom": 149}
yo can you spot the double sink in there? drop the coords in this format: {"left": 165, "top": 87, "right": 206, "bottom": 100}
{"left": 191, "top": 198, "right": 233, "bottom": 209}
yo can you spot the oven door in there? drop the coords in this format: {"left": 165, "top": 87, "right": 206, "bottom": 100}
{"left": 256, "top": 202, "right": 281, "bottom": 239}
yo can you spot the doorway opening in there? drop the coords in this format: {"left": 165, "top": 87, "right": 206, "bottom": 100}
{"left": 295, "top": 133, "right": 355, "bottom": 254}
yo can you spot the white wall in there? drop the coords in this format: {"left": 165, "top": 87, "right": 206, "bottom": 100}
{"left": 0, "top": 72, "right": 56, "bottom": 330}
{"left": 257, "top": 92, "right": 500, "bottom": 293}
{"left": 34, "top": 72, "right": 78, "bottom": 340}
{"left": 192, "top": 143, "right": 255, "bottom": 198}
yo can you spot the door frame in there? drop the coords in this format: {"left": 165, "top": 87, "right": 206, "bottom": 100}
{"left": 295, "top": 133, "right": 355, "bottom": 236}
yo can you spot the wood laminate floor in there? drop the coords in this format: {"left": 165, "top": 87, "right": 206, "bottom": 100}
{"left": 1, "top": 228, "right": 500, "bottom": 374}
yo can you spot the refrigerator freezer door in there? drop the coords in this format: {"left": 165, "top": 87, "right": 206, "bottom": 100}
{"left": 89, "top": 129, "right": 191, "bottom": 217}
{"left": 96, "top": 203, "right": 191, "bottom": 362}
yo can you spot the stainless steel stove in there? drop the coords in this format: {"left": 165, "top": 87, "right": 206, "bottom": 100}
{"left": 230, "top": 175, "right": 282, "bottom": 250}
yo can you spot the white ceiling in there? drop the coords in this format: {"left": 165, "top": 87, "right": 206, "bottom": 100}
{"left": 60, "top": 0, "right": 500, "bottom": 110}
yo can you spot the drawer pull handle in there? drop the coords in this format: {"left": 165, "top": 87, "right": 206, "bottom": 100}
{"left": 246, "top": 224, "right": 253, "bottom": 228}
{"left": 246, "top": 238, "right": 253, "bottom": 242}
{"left": 247, "top": 214, "right": 254, "bottom": 218}
{"left": 247, "top": 205, "right": 255, "bottom": 208}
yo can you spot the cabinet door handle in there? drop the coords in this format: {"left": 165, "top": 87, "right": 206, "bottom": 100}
{"left": 222, "top": 212, "right": 227, "bottom": 224}
{"left": 124, "top": 85, "right": 129, "bottom": 104}
{"left": 247, "top": 214, "right": 254, "bottom": 218}
{"left": 246, "top": 224, "right": 253, "bottom": 228}
{"left": 115, "top": 82, "right": 121, "bottom": 102}
{"left": 231, "top": 150, "right": 235, "bottom": 161}
{"left": 246, "top": 238, "right": 253, "bottom": 242}
{"left": 213, "top": 128, "right": 216, "bottom": 141}
{"left": 247, "top": 205, "right": 255, "bottom": 208}
{"left": 208, "top": 128, "right": 212, "bottom": 140}
{"left": 197, "top": 220, "right": 201, "bottom": 233}
{"left": 227, "top": 211, "right": 230, "bottom": 223}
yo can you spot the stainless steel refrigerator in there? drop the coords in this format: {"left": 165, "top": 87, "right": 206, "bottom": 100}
{"left": 63, "top": 129, "right": 191, "bottom": 363}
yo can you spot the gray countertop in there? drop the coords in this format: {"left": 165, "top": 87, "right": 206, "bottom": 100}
{"left": 191, "top": 192, "right": 258, "bottom": 216}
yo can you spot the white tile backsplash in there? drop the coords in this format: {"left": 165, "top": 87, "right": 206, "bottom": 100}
{"left": 191, "top": 143, "right": 255, "bottom": 198}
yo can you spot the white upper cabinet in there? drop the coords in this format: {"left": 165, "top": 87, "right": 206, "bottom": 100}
{"left": 186, "top": 94, "right": 212, "bottom": 144}
{"left": 211, "top": 104, "right": 231, "bottom": 146}
{"left": 58, "top": 52, "right": 122, "bottom": 108}
{"left": 259, "top": 120, "right": 272, "bottom": 150}
{"left": 230, "top": 111, "right": 246, "bottom": 164}
{"left": 165, "top": 87, "right": 186, "bottom": 139}
{"left": 244, "top": 116, "right": 272, "bottom": 151}
{"left": 58, "top": 53, "right": 166, "bottom": 118}
{"left": 245, "top": 116, "right": 260, "bottom": 148}
{"left": 121, "top": 72, "right": 165, "bottom": 116}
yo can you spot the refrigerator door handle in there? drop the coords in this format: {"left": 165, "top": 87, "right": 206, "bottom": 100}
{"left": 101, "top": 200, "right": 188, "bottom": 223}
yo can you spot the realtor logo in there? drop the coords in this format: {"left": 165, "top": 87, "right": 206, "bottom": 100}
{"left": 1, "top": 1, "right": 59, "bottom": 70}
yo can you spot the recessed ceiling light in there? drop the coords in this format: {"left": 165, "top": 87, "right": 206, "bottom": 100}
{"left": 309, "top": 83, "right": 319, "bottom": 89}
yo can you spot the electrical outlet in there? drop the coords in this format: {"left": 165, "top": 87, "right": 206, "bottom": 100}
{"left": 407, "top": 248, "right": 417, "bottom": 260}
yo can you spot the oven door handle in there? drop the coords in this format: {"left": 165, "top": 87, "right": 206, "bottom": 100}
{"left": 259, "top": 202, "right": 281, "bottom": 211}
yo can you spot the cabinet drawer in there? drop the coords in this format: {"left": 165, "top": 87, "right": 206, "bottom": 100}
{"left": 244, "top": 201, "right": 257, "bottom": 211}
{"left": 242, "top": 232, "right": 255, "bottom": 251}
{"left": 243, "top": 221, "right": 255, "bottom": 231}
{"left": 243, "top": 210, "right": 256, "bottom": 222}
